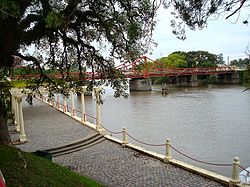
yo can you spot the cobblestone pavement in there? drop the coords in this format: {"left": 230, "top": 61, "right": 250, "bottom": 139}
{"left": 14, "top": 99, "right": 97, "bottom": 152}
{"left": 14, "top": 99, "right": 226, "bottom": 187}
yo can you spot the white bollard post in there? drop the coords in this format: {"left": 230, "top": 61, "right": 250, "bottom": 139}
{"left": 12, "top": 93, "right": 17, "bottom": 124}
{"left": 16, "top": 95, "right": 26, "bottom": 143}
{"left": 71, "top": 90, "right": 75, "bottom": 116}
{"left": 230, "top": 157, "right": 241, "bottom": 186}
{"left": 14, "top": 96, "right": 20, "bottom": 132}
{"left": 48, "top": 95, "right": 52, "bottom": 105}
{"left": 42, "top": 94, "right": 45, "bottom": 102}
{"left": 164, "top": 139, "right": 172, "bottom": 162}
{"left": 57, "top": 94, "right": 61, "bottom": 109}
{"left": 63, "top": 96, "right": 67, "bottom": 112}
{"left": 11, "top": 92, "right": 15, "bottom": 114}
{"left": 39, "top": 91, "right": 45, "bottom": 102}
{"left": 122, "top": 127, "right": 128, "bottom": 146}
{"left": 51, "top": 97, "right": 55, "bottom": 107}
{"left": 10, "top": 89, "right": 18, "bottom": 125}
{"left": 94, "top": 87, "right": 102, "bottom": 131}
{"left": 46, "top": 95, "right": 49, "bottom": 103}
{"left": 43, "top": 94, "right": 46, "bottom": 103}
{"left": 81, "top": 86, "right": 87, "bottom": 122}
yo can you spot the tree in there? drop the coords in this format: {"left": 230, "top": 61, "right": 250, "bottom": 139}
{"left": 158, "top": 51, "right": 188, "bottom": 67}
{"left": 230, "top": 58, "right": 250, "bottom": 68}
{"left": 0, "top": 0, "right": 157, "bottom": 144}
{"left": 186, "top": 51, "right": 221, "bottom": 68}
{"left": 163, "top": 0, "right": 250, "bottom": 39}
{"left": 0, "top": 72, "right": 12, "bottom": 144}
{"left": 157, "top": 50, "right": 223, "bottom": 68}
{"left": 0, "top": 0, "right": 157, "bottom": 89}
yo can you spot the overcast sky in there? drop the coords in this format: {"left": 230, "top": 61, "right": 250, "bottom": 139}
{"left": 147, "top": 7, "right": 250, "bottom": 63}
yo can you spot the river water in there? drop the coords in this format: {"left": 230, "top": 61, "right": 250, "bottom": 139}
{"left": 74, "top": 84, "right": 250, "bottom": 177}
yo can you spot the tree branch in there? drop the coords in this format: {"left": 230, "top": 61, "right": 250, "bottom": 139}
{"left": 19, "top": 14, "right": 42, "bottom": 30}
{"left": 226, "top": 0, "right": 247, "bottom": 19}
{"left": 0, "top": 8, "right": 17, "bottom": 18}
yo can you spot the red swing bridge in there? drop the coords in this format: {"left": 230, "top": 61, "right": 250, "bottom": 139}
{"left": 115, "top": 56, "right": 239, "bottom": 90}
{"left": 14, "top": 56, "right": 239, "bottom": 90}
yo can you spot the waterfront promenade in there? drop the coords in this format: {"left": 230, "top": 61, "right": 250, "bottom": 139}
{"left": 11, "top": 98, "right": 227, "bottom": 187}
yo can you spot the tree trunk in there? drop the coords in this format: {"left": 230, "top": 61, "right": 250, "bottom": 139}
{"left": 0, "top": 82, "right": 12, "bottom": 144}
{"left": 0, "top": 104, "right": 11, "bottom": 144}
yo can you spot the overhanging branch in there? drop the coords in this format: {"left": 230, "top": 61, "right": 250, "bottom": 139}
{"left": 226, "top": 0, "right": 247, "bottom": 19}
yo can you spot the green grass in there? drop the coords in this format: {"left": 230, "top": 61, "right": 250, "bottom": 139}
{"left": 0, "top": 145, "right": 104, "bottom": 187}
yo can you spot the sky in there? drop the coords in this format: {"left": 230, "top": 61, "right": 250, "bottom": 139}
{"left": 147, "top": 7, "right": 250, "bottom": 63}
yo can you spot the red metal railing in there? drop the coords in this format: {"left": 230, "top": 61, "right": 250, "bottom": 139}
{"left": 12, "top": 56, "right": 237, "bottom": 80}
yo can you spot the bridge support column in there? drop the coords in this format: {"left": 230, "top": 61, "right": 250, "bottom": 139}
{"left": 129, "top": 78, "right": 152, "bottom": 91}
{"left": 216, "top": 72, "right": 239, "bottom": 84}
{"left": 16, "top": 94, "right": 26, "bottom": 143}
{"left": 81, "top": 86, "right": 87, "bottom": 122}
{"left": 176, "top": 75, "right": 198, "bottom": 87}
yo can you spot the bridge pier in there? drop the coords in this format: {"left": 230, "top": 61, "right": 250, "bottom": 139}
{"left": 216, "top": 72, "right": 239, "bottom": 84}
{"left": 176, "top": 75, "right": 198, "bottom": 87}
{"left": 129, "top": 78, "right": 152, "bottom": 91}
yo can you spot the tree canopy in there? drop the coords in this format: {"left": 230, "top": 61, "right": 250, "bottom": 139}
{"left": 158, "top": 51, "right": 187, "bottom": 68}
{"left": 0, "top": 0, "right": 157, "bottom": 96}
{"left": 0, "top": 0, "right": 158, "bottom": 144}
{"left": 230, "top": 57, "right": 250, "bottom": 68}
{"left": 157, "top": 50, "right": 224, "bottom": 68}
{"left": 163, "top": 0, "right": 250, "bottom": 39}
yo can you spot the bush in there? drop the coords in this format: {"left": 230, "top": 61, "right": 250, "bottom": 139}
{"left": 208, "top": 74, "right": 217, "bottom": 84}
{"left": 151, "top": 76, "right": 169, "bottom": 84}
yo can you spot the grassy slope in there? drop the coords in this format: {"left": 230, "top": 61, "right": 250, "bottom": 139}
{"left": 0, "top": 145, "right": 104, "bottom": 187}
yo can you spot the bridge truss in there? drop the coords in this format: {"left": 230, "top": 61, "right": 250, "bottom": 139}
{"left": 13, "top": 56, "right": 236, "bottom": 80}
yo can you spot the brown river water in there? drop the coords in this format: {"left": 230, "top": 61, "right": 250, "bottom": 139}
{"left": 73, "top": 84, "right": 250, "bottom": 177}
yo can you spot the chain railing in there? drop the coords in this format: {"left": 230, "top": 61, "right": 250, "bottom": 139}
{"left": 125, "top": 132, "right": 166, "bottom": 147}
{"left": 99, "top": 123, "right": 247, "bottom": 185}
{"left": 169, "top": 144, "right": 232, "bottom": 167}
{"left": 100, "top": 125, "right": 122, "bottom": 134}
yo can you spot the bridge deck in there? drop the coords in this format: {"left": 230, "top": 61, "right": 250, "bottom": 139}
{"left": 10, "top": 99, "right": 226, "bottom": 187}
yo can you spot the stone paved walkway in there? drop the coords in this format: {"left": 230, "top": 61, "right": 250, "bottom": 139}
{"left": 13, "top": 99, "right": 226, "bottom": 187}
